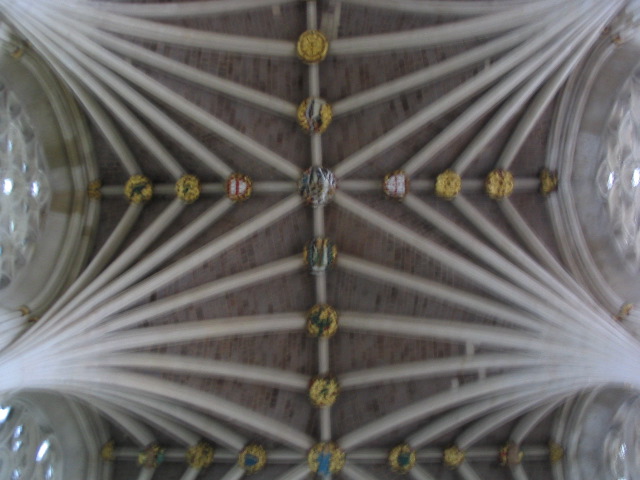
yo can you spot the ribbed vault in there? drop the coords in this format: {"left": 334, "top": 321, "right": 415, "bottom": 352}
{"left": 0, "top": 1, "right": 637, "bottom": 479}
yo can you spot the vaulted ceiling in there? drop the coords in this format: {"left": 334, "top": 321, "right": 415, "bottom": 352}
{"left": 0, "top": 1, "right": 638, "bottom": 479}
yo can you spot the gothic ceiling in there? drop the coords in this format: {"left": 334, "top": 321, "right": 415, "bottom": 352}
{"left": 0, "top": 1, "right": 638, "bottom": 479}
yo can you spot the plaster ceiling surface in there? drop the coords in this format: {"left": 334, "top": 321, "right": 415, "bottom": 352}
{"left": 0, "top": 1, "right": 638, "bottom": 480}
